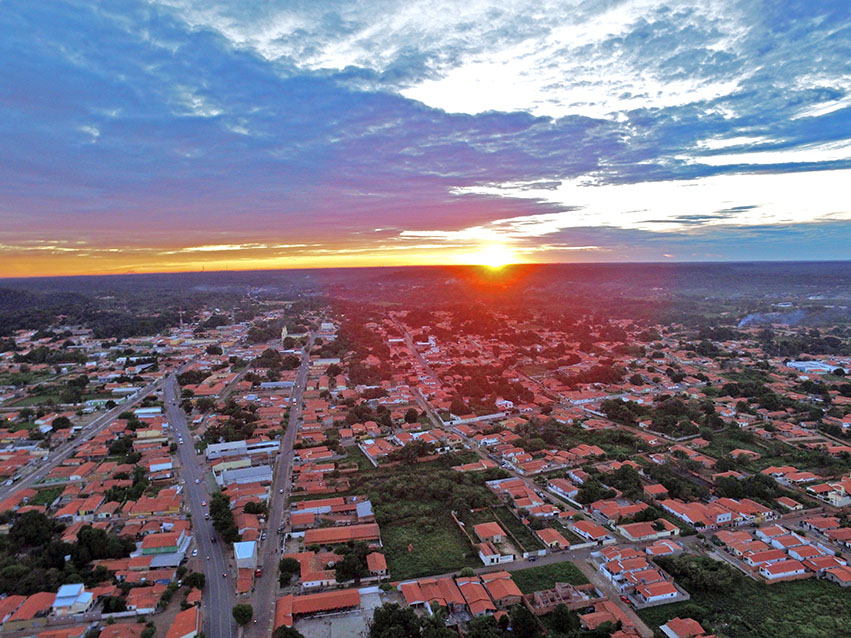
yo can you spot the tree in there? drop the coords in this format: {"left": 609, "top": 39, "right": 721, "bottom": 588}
{"left": 550, "top": 603, "right": 577, "bottom": 633}
{"left": 10, "top": 510, "right": 55, "bottom": 547}
{"left": 466, "top": 615, "right": 501, "bottom": 638}
{"left": 52, "top": 415, "right": 73, "bottom": 430}
{"left": 335, "top": 551, "right": 366, "bottom": 584}
{"left": 272, "top": 627, "right": 305, "bottom": 638}
{"left": 206, "top": 345, "right": 223, "bottom": 355}
{"left": 509, "top": 604, "right": 541, "bottom": 638}
{"left": 404, "top": 408, "right": 419, "bottom": 423}
{"left": 183, "top": 572, "right": 206, "bottom": 590}
{"left": 449, "top": 395, "right": 468, "bottom": 415}
{"left": 279, "top": 557, "right": 300, "bottom": 585}
{"left": 369, "top": 603, "right": 421, "bottom": 638}
{"left": 232, "top": 603, "right": 253, "bottom": 626}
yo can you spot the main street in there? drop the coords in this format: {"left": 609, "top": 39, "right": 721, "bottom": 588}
{"left": 164, "top": 375, "right": 236, "bottom": 638}
{"left": 248, "top": 332, "right": 314, "bottom": 638}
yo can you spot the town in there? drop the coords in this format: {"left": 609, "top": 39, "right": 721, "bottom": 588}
{"left": 0, "top": 268, "right": 850, "bottom": 638}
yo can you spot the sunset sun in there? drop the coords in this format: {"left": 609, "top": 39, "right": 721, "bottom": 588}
{"left": 471, "top": 244, "right": 516, "bottom": 269}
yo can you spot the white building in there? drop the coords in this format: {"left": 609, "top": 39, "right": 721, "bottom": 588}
{"left": 52, "top": 584, "right": 94, "bottom": 616}
{"left": 234, "top": 541, "right": 258, "bottom": 570}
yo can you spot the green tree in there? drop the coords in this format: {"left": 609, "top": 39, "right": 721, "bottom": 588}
{"left": 279, "top": 557, "right": 300, "bottom": 585}
{"left": 232, "top": 603, "right": 253, "bottom": 626}
{"left": 183, "top": 572, "right": 206, "bottom": 590}
{"left": 10, "top": 510, "right": 55, "bottom": 547}
{"left": 369, "top": 603, "right": 421, "bottom": 638}
{"left": 466, "top": 615, "right": 502, "bottom": 638}
{"left": 509, "top": 604, "right": 541, "bottom": 638}
{"left": 272, "top": 627, "right": 305, "bottom": 638}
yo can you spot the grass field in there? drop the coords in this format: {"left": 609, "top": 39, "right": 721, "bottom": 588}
{"left": 639, "top": 556, "right": 851, "bottom": 638}
{"left": 492, "top": 505, "right": 545, "bottom": 551}
{"left": 8, "top": 394, "right": 60, "bottom": 407}
{"left": 30, "top": 487, "right": 61, "bottom": 506}
{"left": 382, "top": 510, "right": 481, "bottom": 581}
{"left": 510, "top": 561, "right": 588, "bottom": 594}
{"left": 342, "top": 445, "right": 378, "bottom": 472}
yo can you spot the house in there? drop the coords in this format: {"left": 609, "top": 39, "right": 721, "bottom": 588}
{"left": 456, "top": 577, "right": 496, "bottom": 616}
{"left": 126, "top": 584, "right": 167, "bottom": 614}
{"left": 759, "top": 559, "right": 807, "bottom": 581}
{"left": 473, "top": 522, "right": 505, "bottom": 544}
{"left": 825, "top": 566, "right": 851, "bottom": 587}
{"left": 302, "top": 523, "right": 381, "bottom": 547}
{"left": 51, "top": 584, "right": 94, "bottom": 616}
{"left": 547, "top": 478, "right": 579, "bottom": 502}
{"left": 366, "top": 552, "right": 387, "bottom": 578}
{"left": 570, "top": 520, "right": 612, "bottom": 544}
{"left": 536, "top": 527, "right": 570, "bottom": 549}
{"left": 617, "top": 519, "right": 679, "bottom": 542}
{"left": 165, "top": 606, "right": 201, "bottom": 638}
{"left": 634, "top": 580, "right": 678, "bottom": 604}
{"left": 661, "top": 617, "right": 709, "bottom": 638}
{"left": 480, "top": 572, "right": 523, "bottom": 609}
{"left": 399, "top": 577, "right": 465, "bottom": 613}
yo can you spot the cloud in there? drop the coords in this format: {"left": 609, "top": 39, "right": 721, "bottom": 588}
{"left": 446, "top": 168, "right": 851, "bottom": 233}
{"left": 0, "top": 1, "right": 850, "bottom": 276}
{"left": 681, "top": 139, "right": 851, "bottom": 166}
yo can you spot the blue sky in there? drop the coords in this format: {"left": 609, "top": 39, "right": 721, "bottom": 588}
{"left": 1, "top": 0, "right": 849, "bottom": 275}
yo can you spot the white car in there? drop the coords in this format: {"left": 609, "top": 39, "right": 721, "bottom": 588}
{"left": 195, "top": 478, "right": 200, "bottom": 484}
{"left": 192, "top": 549, "right": 198, "bottom": 557}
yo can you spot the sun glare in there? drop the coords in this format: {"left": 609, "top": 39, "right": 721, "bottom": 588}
{"left": 471, "top": 244, "right": 516, "bottom": 269}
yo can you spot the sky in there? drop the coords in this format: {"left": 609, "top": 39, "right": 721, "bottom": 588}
{"left": 1, "top": 0, "right": 850, "bottom": 277}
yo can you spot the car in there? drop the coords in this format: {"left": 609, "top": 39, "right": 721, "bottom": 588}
{"left": 528, "top": 557, "right": 537, "bottom": 562}
{"left": 620, "top": 595, "right": 630, "bottom": 604}
{"left": 201, "top": 500, "right": 207, "bottom": 506}
{"left": 192, "top": 549, "right": 198, "bottom": 557}
{"left": 195, "top": 478, "right": 200, "bottom": 484}
{"left": 222, "top": 572, "right": 227, "bottom": 578}
{"left": 279, "top": 488, "right": 284, "bottom": 494}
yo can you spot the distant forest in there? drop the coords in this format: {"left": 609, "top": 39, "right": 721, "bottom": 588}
{"left": 1, "top": 261, "right": 849, "bottom": 340}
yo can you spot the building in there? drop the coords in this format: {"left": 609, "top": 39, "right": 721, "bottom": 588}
{"left": 660, "top": 617, "right": 709, "bottom": 638}
{"left": 303, "top": 523, "right": 381, "bottom": 546}
{"left": 165, "top": 606, "right": 201, "bottom": 638}
{"left": 51, "top": 585, "right": 93, "bottom": 616}
{"left": 234, "top": 541, "right": 258, "bottom": 570}
{"left": 366, "top": 552, "right": 388, "bottom": 578}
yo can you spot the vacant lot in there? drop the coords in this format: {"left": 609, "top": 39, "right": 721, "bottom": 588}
{"left": 492, "top": 505, "right": 545, "bottom": 551}
{"left": 639, "top": 555, "right": 851, "bottom": 638}
{"left": 382, "top": 510, "right": 481, "bottom": 580}
{"left": 510, "top": 561, "right": 588, "bottom": 594}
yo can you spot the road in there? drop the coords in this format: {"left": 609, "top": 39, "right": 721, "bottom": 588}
{"left": 164, "top": 375, "right": 236, "bottom": 638}
{"left": 391, "top": 315, "right": 440, "bottom": 382}
{"left": 0, "top": 365, "right": 193, "bottom": 503}
{"left": 248, "top": 332, "right": 314, "bottom": 638}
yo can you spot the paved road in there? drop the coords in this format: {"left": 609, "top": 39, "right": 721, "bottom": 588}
{"left": 391, "top": 316, "right": 440, "bottom": 382}
{"left": 165, "top": 375, "right": 236, "bottom": 638}
{"left": 248, "top": 333, "right": 314, "bottom": 638}
{"left": 0, "top": 364, "right": 192, "bottom": 503}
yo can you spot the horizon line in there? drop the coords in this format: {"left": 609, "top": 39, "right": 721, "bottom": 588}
{"left": 2, "top": 257, "right": 850, "bottom": 283}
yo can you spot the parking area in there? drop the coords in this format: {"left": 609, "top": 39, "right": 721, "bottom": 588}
{"left": 296, "top": 611, "right": 368, "bottom": 638}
